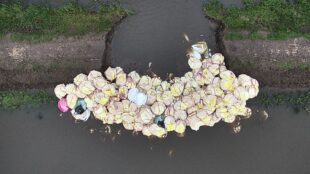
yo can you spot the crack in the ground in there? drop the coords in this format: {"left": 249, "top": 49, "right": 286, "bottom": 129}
{"left": 101, "top": 15, "right": 128, "bottom": 73}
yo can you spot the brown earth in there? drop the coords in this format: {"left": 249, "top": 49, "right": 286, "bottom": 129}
{"left": 0, "top": 34, "right": 106, "bottom": 90}
{"left": 224, "top": 38, "right": 310, "bottom": 88}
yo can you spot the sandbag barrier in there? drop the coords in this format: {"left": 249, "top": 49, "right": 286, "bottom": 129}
{"left": 55, "top": 41, "right": 259, "bottom": 138}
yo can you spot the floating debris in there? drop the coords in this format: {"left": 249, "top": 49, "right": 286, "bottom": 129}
{"left": 183, "top": 33, "right": 190, "bottom": 42}
{"left": 168, "top": 149, "right": 175, "bottom": 157}
{"left": 90, "top": 128, "right": 95, "bottom": 134}
{"left": 104, "top": 125, "right": 112, "bottom": 134}
{"left": 55, "top": 41, "right": 259, "bottom": 138}
{"left": 259, "top": 110, "right": 269, "bottom": 121}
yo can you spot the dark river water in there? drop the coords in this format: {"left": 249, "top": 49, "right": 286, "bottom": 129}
{"left": 1, "top": 105, "right": 310, "bottom": 174}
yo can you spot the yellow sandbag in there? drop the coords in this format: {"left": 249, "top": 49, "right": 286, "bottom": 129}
{"left": 134, "top": 122, "right": 144, "bottom": 131}
{"left": 173, "top": 101, "right": 188, "bottom": 111}
{"left": 101, "top": 84, "right": 116, "bottom": 97}
{"left": 162, "top": 91, "right": 174, "bottom": 106}
{"left": 94, "top": 92, "right": 109, "bottom": 106}
{"left": 93, "top": 77, "right": 108, "bottom": 90}
{"left": 66, "top": 94, "right": 78, "bottom": 109}
{"left": 234, "top": 86, "right": 250, "bottom": 101}
{"left": 161, "top": 81, "right": 171, "bottom": 91}
{"left": 146, "top": 89, "right": 157, "bottom": 105}
{"left": 170, "top": 83, "right": 184, "bottom": 97}
{"left": 116, "top": 72, "right": 127, "bottom": 86}
{"left": 152, "top": 77, "right": 162, "bottom": 87}
{"left": 150, "top": 124, "right": 167, "bottom": 138}
{"left": 164, "top": 116, "right": 176, "bottom": 131}
{"left": 175, "top": 120, "right": 186, "bottom": 134}
{"left": 122, "top": 113, "right": 135, "bottom": 123}
{"left": 202, "top": 68, "right": 215, "bottom": 85}
{"left": 142, "top": 126, "right": 152, "bottom": 137}
{"left": 93, "top": 106, "right": 107, "bottom": 121}
{"left": 118, "top": 86, "right": 128, "bottom": 99}
{"left": 203, "top": 95, "right": 217, "bottom": 113}
{"left": 187, "top": 116, "right": 203, "bottom": 131}
{"left": 128, "top": 71, "right": 140, "bottom": 83}
{"left": 138, "top": 76, "right": 152, "bottom": 91}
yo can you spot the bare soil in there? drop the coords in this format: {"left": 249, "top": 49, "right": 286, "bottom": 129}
{"left": 0, "top": 34, "right": 106, "bottom": 90}
{"left": 224, "top": 38, "right": 310, "bottom": 88}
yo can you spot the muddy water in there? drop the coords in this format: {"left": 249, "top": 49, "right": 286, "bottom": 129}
{"left": 110, "top": 0, "right": 216, "bottom": 78}
{"left": 0, "top": 105, "right": 310, "bottom": 174}
{"left": 109, "top": 0, "right": 243, "bottom": 78}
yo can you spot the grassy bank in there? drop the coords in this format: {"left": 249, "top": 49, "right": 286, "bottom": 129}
{"left": 0, "top": 90, "right": 56, "bottom": 109}
{"left": 203, "top": 0, "right": 310, "bottom": 40}
{"left": 252, "top": 90, "right": 310, "bottom": 111}
{"left": 0, "top": 2, "right": 129, "bottom": 42}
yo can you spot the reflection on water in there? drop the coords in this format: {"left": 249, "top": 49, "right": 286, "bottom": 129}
{"left": 0, "top": 104, "right": 309, "bottom": 174}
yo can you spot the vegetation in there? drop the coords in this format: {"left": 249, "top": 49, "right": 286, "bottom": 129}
{"left": 204, "top": 0, "right": 310, "bottom": 40}
{"left": 253, "top": 90, "right": 310, "bottom": 111}
{"left": 278, "top": 62, "right": 310, "bottom": 71}
{"left": 0, "top": 90, "right": 56, "bottom": 109}
{"left": 0, "top": 2, "right": 129, "bottom": 42}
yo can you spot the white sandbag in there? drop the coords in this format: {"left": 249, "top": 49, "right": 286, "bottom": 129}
{"left": 135, "top": 92, "right": 148, "bottom": 106}
{"left": 55, "top": 84, "right": 67, "bottom": 99}
{"left": 211, "top": 53, "right": 225, "bottom": 64}
{"left": 104, "top": 67, "right": 117, "bottom": 81}
{"left": 73, "top": 73, "right": 87, "bottom": 86}
{"left": 151, "top": 102, "right": 166, "bottom": 115}
{"left": 139, "top": 107, "right": 155, "bottom": 124}
{"left": 65, "top": 83, "right": 76, "bottom": 95}
{"left": 191, "top": 41, "right": 208, "bottom": 54}
{"left": 188, "top": 57, "right": 202, "bottom": 70}
{"left": 71, "top": 109, "right": 91, "bottom": 122}
{"left": 79, "top": 81, "right": 95, "bottom": 95}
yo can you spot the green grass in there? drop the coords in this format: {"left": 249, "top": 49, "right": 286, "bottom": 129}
{"left": 0, "top": 90, "right": 56, "bottom": 109}
{"left": 253, "top": 90, "right": 310, "bottom": 111}
{"left": 0, "top": 2, "right": 129, "bottom": 42}
{"left": 278, "top": 62, "right": 310, "bottom": 71}
{"left": 204, "top": 0, "right": 310, "bottom": 40}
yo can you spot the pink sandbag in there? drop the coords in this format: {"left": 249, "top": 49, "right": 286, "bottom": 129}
{"left": 58, "top": 98, "right": 69, "bottom": 112}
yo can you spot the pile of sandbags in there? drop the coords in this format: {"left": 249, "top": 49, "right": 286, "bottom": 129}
{"left": 55, "top": 41, "right": 259, "bottom": 138}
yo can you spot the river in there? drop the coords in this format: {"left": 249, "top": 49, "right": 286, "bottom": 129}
{"left": 1, "top": 0, "right": 310, "bottom": 174}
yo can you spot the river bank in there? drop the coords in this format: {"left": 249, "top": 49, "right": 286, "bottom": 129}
{"left": 203, "top": 0, "right": 310, "bottom": 88}
{"left": 0, "top": 2, "right": 128, "bottom": 89}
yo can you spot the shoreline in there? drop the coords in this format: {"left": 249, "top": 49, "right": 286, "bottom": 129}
{"left": 204, "top": 11, "right": 310, "bottom": 88}
{"left": 0, "top": 15, "right": 127, "bottom": 90}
